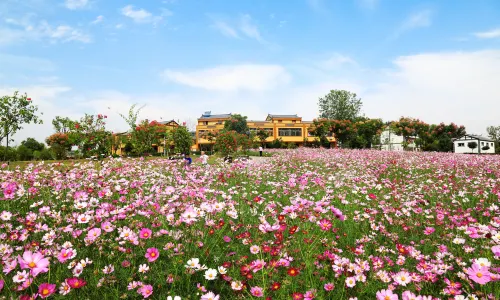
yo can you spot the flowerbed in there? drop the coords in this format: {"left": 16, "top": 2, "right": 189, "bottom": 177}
{"left": 0, "top": 149, "right": 499, "bottom": 299}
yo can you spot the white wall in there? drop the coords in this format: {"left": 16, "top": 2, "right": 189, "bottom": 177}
{"left": 454, "top": 139, "right": 495, "bottom": 154}
{"left": 379, "top": 128, "right": 416, "bottom": 151}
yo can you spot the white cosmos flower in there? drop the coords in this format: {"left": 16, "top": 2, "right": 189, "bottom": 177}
{"left": 204, "top": 268, "right": 217, "bottom": 280}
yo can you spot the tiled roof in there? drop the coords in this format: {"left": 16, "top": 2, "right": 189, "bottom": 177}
{"left": 199, "top": 113, "right": 232, "bottom": 119}
{"left": 267, "top": 114, "right": 299, "bottom": 118}
{"left": 455, "top": 134, "right": 495, "bottom": 142}
{"left": 159, "top": 119, "right": 177, "bottom": 125}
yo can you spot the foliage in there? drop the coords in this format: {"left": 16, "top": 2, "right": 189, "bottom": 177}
{"left": 0, "top": 91, "right": 43, "bottom": 150}
{"left": 71, "top": 114, "right": 113, "bottom": 158}
{"left": 486, "top": 125, "right": 500, "bottom": 153}
{"left": 256, "top": 128, "right": 271, "bottom": 146}
{"left": 16, "top": 145, "right": 33, "bottom": 161}
{"left": 318, "top": 89, "right": 363, "bottom": 121}
{"left": 214, "top": 130, "right": 240, "bottom": 156}
{"left": 21, "top": 137, "right": 45, "bottom": 152}
{"left": 352, "top": 118, "right": 384, "bottom": 149}
{"left": 468, "top": 141, "right": 478, "bottom": 151}
{"left": 170, "top": 125, "right": 193, "bottom": 155}
{"left": 119, "top": 104, "right": 146, "bottom": 131}
{"left": 132, "top": 120, "right": 164, "bottom": 156}
{"left": 52, "top": 116, "right": 75, "bottom": 134}
{"left": 0, "top": 146, "right": 17, "bottom": 161}
{"left": 224, "top": 114, "right": 249, "bottom": 135}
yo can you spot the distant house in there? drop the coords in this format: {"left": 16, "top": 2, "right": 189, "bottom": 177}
{"left": 453, "top": 134, "right": 495, "bottom": 154}
{"left": 379, "top": 126, "right": 417, "bottom": 151}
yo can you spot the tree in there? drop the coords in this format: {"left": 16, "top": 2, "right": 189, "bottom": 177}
{"left": 224, "top": 114, "right": 249, "bottom": 135}
{"left": 486, "top": 125, "right": 500, "bottom": 153}
{"left": 21, "top": 138, "right": 45, "bottom": 152}
{"left": 52, "top": 116, "right": 74, "bottom": 133}
{"left": 0, "top": 91, "right": 43, "bottom": 153}
{"left": 256, "top": 128, "right": 271, "bottom": 146}
{"left": 308, "top": 119, "right": 334, "bottom": 148}
{"left": 170, "top": 125, "right": 193, "bottom": 155}
{"left": 132, "top": 120, "right": 163, "bottom": 156}
{"left": 318, "top": 90, "right": 363, "bottom": 121}
{"left": 214, "top": 130, "right": 240, "bottom": 156}
{"left": 45, "top": 133, "right": 71, "bottom": 159}
{"left": 16, "top": 145, "right": 33, "bottom": 161}
{"left": 468, "top": 141, "right": 478, "bottom": 153}
{"left": 352, "top": 118, "right": 384, "bottom": 149}
{"left": 120, "top": 104, "right": 145, "bottom": 131}
{"left": 71, "top": 114, "right": 112, "bottom": 158}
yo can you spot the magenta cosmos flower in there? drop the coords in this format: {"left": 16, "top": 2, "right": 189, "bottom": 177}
{"left": 465, "top": 263, "right": 491, "bottom": 285}
{"left": 38, "top": 283, "right": 56, "bottom": 298}
{"left": 492, "top": 245, "right": 500, "bottom": 256}
{"left": 138, "top": 284, "right": 153, "bottom": 298}
{"left": 139, "top": 228, "right": 152, "bottom": 239}
{"left": 376, "top": 289, "right": 398, "bottom": 300}
{"left": 18, "top": 251, "right": 49, "bottom": 277}
{"left": 250, "top": 286, "right": 264, "bottom": 297}
{"left": 145, "top": 248, "right": 159, "bottom": 262}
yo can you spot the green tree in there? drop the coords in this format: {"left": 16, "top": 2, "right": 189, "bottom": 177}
{"left": 468, "top": 141, "right": 478, "bottom": 153}
{"left": 21, "top": 137, "right": 45, "bottom": 152}
{"left": 486, "top": 125, "right": 500, "bottom": 153}
{"left": 132, "top": 120, "right": 163, "bottom": 156}
{"left": 256, "top": 128, "right": 271, "bottom": 147}
{"left": 224, "top": 114, "right": 249, "bottom": 135}
{"left": 45, "top": 133, "right": 71, "bottom": 159}
{"left": 170, "top": 125, "right": 193, "bottom": 155}
{"left": 52, "top": 116, "right": 74, "bottom": 133}
{"left": 71, "top": 114, "right": 112, "bottom": 158}
{"left": 120, "top": 104, "right": 145, "bottom": 131}
{"left": 353, "top": 118, "right": 384, "bottom": 149}
{"left": 318, "top": 90, "right": 363, "bottom": 121}
{"left": 16, "top": 145, "right": 33, "bottom": 161}
{"left": 214, "top": 130, "right": 240, "bottom": 156}
{"left": 0, "top": 92, "right": 43, "bottom": 153}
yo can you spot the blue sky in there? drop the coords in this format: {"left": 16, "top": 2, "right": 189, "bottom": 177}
{"left": 1, "top": 0, "right": 500, "bottom": 143}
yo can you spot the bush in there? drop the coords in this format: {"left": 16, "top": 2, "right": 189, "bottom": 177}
{"left": 50, "top": 144, "right": 67, "bottom": 160}
{"left": 33, "top": 149, "right": 53, "bottom": 160}
{"left": 0, "top": 146, "right": 18, "bottom": 161}
{"left": 16, "top": 145, "right": 33, "bottom": 161}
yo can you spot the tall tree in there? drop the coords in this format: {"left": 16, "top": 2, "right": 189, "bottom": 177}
{"left": 21, "top": 137, "right": 45, "bottom": 152}
{"left": 318, "top": 90, "right": 363, "bottom": 121}
{"left": 0, "top": 91, "right": 43, "bottom": 151}
{"left": 52, "top": 116, "right": 74, "bottom": 133}
{"left": 256, "top": 128, "right": 271, "bottom": 146}
{"left": 224, "top": 114, "right": 249, "bottom": 135}
{"left": 170, "top": 125, "right": 193, "bottom": 155}
{"left": 486, "top": 125, "right": 500, "bottom": 153}
{"left": 120, "top": 104, "right": 146, "bottom": 131}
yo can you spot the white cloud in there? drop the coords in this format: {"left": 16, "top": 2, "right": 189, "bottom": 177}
{"left": 474, "top": 28, "right": 500, "bottom": 39}
{"left": 239, "top": 14, "right": 264, "bottom": 43}
{"left": 64, "top": 0, "right": 89, "bottom": 10}
{"left": 321, "top": 53, "right": 357, "bottom": 69}
{"left": 121, "top": 5, "right": 167, "bottom": 25}
{"left": 211, "top": 20, "right": 239, "bottom": 38}
{"left": 91, "top": 15, "right": 104, "bottom": 25}
{"left": 0, "top": 18, "right": 91, "bottom": 45}
{"left": 392, "top": 9, "right": 433, "bottom": 38}
{"left": 161, "top": 64, "right": 290, "bottom": 92}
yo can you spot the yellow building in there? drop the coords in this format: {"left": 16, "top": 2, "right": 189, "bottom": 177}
{"left": 195, "top": 112, "right": 336, "bottom": 151}
{"left": 113, "top": 120, "right": 179, "bottom": 156}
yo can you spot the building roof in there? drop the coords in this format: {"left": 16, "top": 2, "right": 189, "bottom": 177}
{"left": 159, "top": 119, "right": 178, "bottom": 125}
{"left": 199, "top": 112, "right": 232, "bottom": 119}
{"left": 267, "top": 114, "right": 299, "bottom": 119}
{"left": 454, "top": 134, "right": 494, "bottom": 142}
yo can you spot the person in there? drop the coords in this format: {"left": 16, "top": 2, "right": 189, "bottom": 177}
{"left": 259, "top": 146, "right": 263, "bottom": 157}
{"left": 184, "top": 153, "right": 192, "bottom": 166}
{"left": 200, "top": 151, "right": 209, "bottom": 165}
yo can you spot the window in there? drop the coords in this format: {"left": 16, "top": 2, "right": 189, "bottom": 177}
{"left": 278, "top": 120, "right": 282, "bottom": 123}
{"left": 482, "top": 142, "right": 485, "bottom": 146}
{"left": 203, "top": 121, "right": 208, "bottom": 125}
{"left": 458, "top": 143, "right": 464, "bottom": 147}
{"left": 292, "top": 120, "right": 296, "bottom": 123}
{"left": 278, "top": 128, "right": 302, "bottom": 137}
{"left": 491, "top": 143, "right": 494, "bottom": 146}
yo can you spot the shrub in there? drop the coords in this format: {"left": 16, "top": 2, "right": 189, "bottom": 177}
{"left": 16, "top": 145, "right": 33, "bottom": 161}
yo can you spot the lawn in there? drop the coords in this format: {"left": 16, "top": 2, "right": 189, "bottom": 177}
{"left": 0, "top": 149, "right": 498, "bottom": 299}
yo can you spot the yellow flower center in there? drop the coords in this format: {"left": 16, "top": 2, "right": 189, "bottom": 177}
{"left": 477, "top": 272, "right": 483, "bottom": 278}
{"left": 42, "top": 289, "right": 49, "bottom": 295}
{"left": 28, "top": 262, "right": 36, "bottom": 268}
{"left": 150, "top": 252, "right": 156, "bottom": 257}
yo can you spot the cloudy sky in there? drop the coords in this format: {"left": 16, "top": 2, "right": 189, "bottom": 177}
{"left": 1, "top": 0, "right": 500, "bottom": 144}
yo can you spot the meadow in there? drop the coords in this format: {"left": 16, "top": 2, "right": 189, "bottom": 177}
{"left": 0, "top": 149, "right": 499, "bottom": 299}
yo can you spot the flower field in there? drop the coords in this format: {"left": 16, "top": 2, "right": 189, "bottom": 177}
{"left": 0, "top": 149, "right": 499, "bottom": 300}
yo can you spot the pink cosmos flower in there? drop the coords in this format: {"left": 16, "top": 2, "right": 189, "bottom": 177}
{"left": 38, "top": 283, "right": 56, "bottom": 298}
{"left": 201, "top": 292, "right": 220, "bottom": 300}
{"left": 402, "top": 291, "right": 417, "bottom": 300}
{"left": 465, "top": 263, "right": 491, "bottom": 285}
{"left": 138, "top": 284, "right": 153, "bottom": 298}
{"left": 57, "top": 249, "right": 75, "bottom": 263}
{"left": 492, "top": 245, "right": 500, "bottom": 256}
{"left": 324, "top": 283, "right": 334, "bottom": 291}
{"left": 145, "top": 248, "right": 159, "bottom": 262}
{"left": 0, "top": 280, "right": 3, "bottom": 292}
{"left": 376, "top": 289, "right": 398, "bottom": 300}
{"left": 250, "top": 259, "right": 266, "bottom": 273}
{"left": 18, "top": 251, "right": 49, "bottom": 277}
{"left": 223, "top": 236, "right": 231, "bottom": 242}
{"left": 318, "top": 219, "right": 332, "bottom": 231}
{"left": 250, "top": 286, "right": 264, "bottom": 297}
{"left": 139, "top": 228, "right": 152, "bottom": 239}
{"left": 66, "top": 277, "right": 86, "bottom": 289}
{"left": 423, "top": 227, "right": 435, "bottom": 235}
